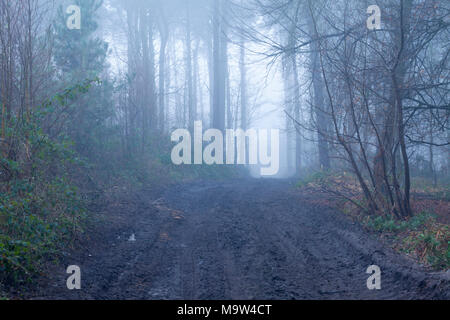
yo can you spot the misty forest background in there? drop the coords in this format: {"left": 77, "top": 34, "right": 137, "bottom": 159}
{"left": 0, "top": 0, "right": 449, "bottom": 289}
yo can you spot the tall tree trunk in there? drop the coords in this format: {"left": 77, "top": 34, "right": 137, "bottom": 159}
{"left": 185, "top": 0, "right": 194, "bottom": 129}
{"left": 226, "top": 65, "right": 232, "bottom": 129}
{"left": 291, "top": 54, "right": 302, "bottom": 172}
{"left": 212, "top": 0, "right": 226, "bottom": 132}
{"left": 282, "top": 52, "right": 294, "bottom": 171}
{"left": 148, "top": 12, "right": 157, "bottom": 132}
{"left": 239, "top": 34, "right": 247, "bottom": 130}
{"left": 126, "top": 3, "right": 138, "bottom": 153}
{"left": 157, "top": 5, "right": 168, "bottom": 133}
{"left": 140, "top": 8, "right": 150, "bottom": 149}
{"left": 307, "top": 4, "right": 330, "bottom": 169}
{"left": 193, "top": 39, "right": 200, "bottom": 125}
{"left": 392, "top": 0, "right": 413, "bottom": 217}
{"left": 197, "top": 42, "right": 205, "bottom": 125}
{"left": 289, "top": 3, "right": 302, "bottom": 172}
{"left": 207, "top": 34, "right": 214, "bottom": 128}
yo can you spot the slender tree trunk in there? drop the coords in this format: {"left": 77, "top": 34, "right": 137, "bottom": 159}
{"left": 226, "top": 64, "right": 232, "bottom": 129}
{"left": 212, "top": 0, "right": 226, "bottom": 132}
{"left": 148, "top": 13, "right": 157, "bottom": 132}
{"left": 290, "top": 2, "right": 302, "bottom": 173}
{"left": 282, "top": 53, "right": 294, "bottom": 171}
{"left": 207, "top": 34, "right": 214, "bottom": 128}
{"left": 126, "top": 4, "right": 138, "bottom": 152}
{"left": 392, "top": 0, "right": 414, "bottom": 217}
{"left": 185, "top": 0, "right": 194, "bottom": 130}
{"left": 307, "top": 6, "right": 330, "bottom": 169}
{"left": 239, "top": 35, "right": 247, "bottom": 130}
{"left": 140, "top": 8, "right": 150, "bottom": 148}
{"left": 193, "top": 39, "right": 200, "bottom": 124}
{"left": 157, "top": 5, "right": 168, "bottom": 133}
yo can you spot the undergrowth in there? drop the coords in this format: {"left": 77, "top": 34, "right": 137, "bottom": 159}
{"left": 0, "top": 80, "right": 241, "bottom": 295}
{"left": 297, "top": 170, "right": 450, "bottom": 271}
{"left": 362, "top": 212, "right": 449, "bottom": 270}
{"left": 0, "top": 81, "right": 95, "bottom": 287}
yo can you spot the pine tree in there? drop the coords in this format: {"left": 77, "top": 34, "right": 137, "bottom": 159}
{"left": 53, "top": 0, "right": 108, "bottom": 80}
{"left": 52, "top": 0, "right": 113, "bottom": 158}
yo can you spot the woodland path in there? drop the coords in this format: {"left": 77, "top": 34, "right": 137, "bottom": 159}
{"left": 30, "top": 179, "right": 449, "bottom": 299}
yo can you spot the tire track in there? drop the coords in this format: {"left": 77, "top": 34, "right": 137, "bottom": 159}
{"left": 30, "top": 179, "right": 449, "bottom": 300}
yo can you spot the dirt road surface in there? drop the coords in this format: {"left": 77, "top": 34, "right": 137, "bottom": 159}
{"left": 28, "top": 179, "right": 449, "bottom": 299}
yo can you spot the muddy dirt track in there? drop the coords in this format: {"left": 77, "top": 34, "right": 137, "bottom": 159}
{"left": 30, "top": 179, "right": 449, "bottom": 300}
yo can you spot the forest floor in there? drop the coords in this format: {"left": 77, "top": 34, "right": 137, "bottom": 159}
{"left": 21, "top": 179, "right": 449, "bottom": 300}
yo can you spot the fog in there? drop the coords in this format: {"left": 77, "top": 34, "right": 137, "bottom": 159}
{"left": 1, "top": 0, "right": 448, "bottom": 195}
{"left": 1, "top": 0, "right": 449, "bottom": 300}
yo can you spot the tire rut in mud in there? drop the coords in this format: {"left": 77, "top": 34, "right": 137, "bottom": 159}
{"left": 29, "top": 179, "right": 449, "bottom": 299}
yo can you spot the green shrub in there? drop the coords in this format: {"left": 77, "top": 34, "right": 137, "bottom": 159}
{"left": 297, "top": 170, "right": 333, "bottom": 188}
{"left": 364, "top": 212, "right": 449, "bottom": 270}
{"left": 0, "top": 82, "right": 96, "bottom": 286}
